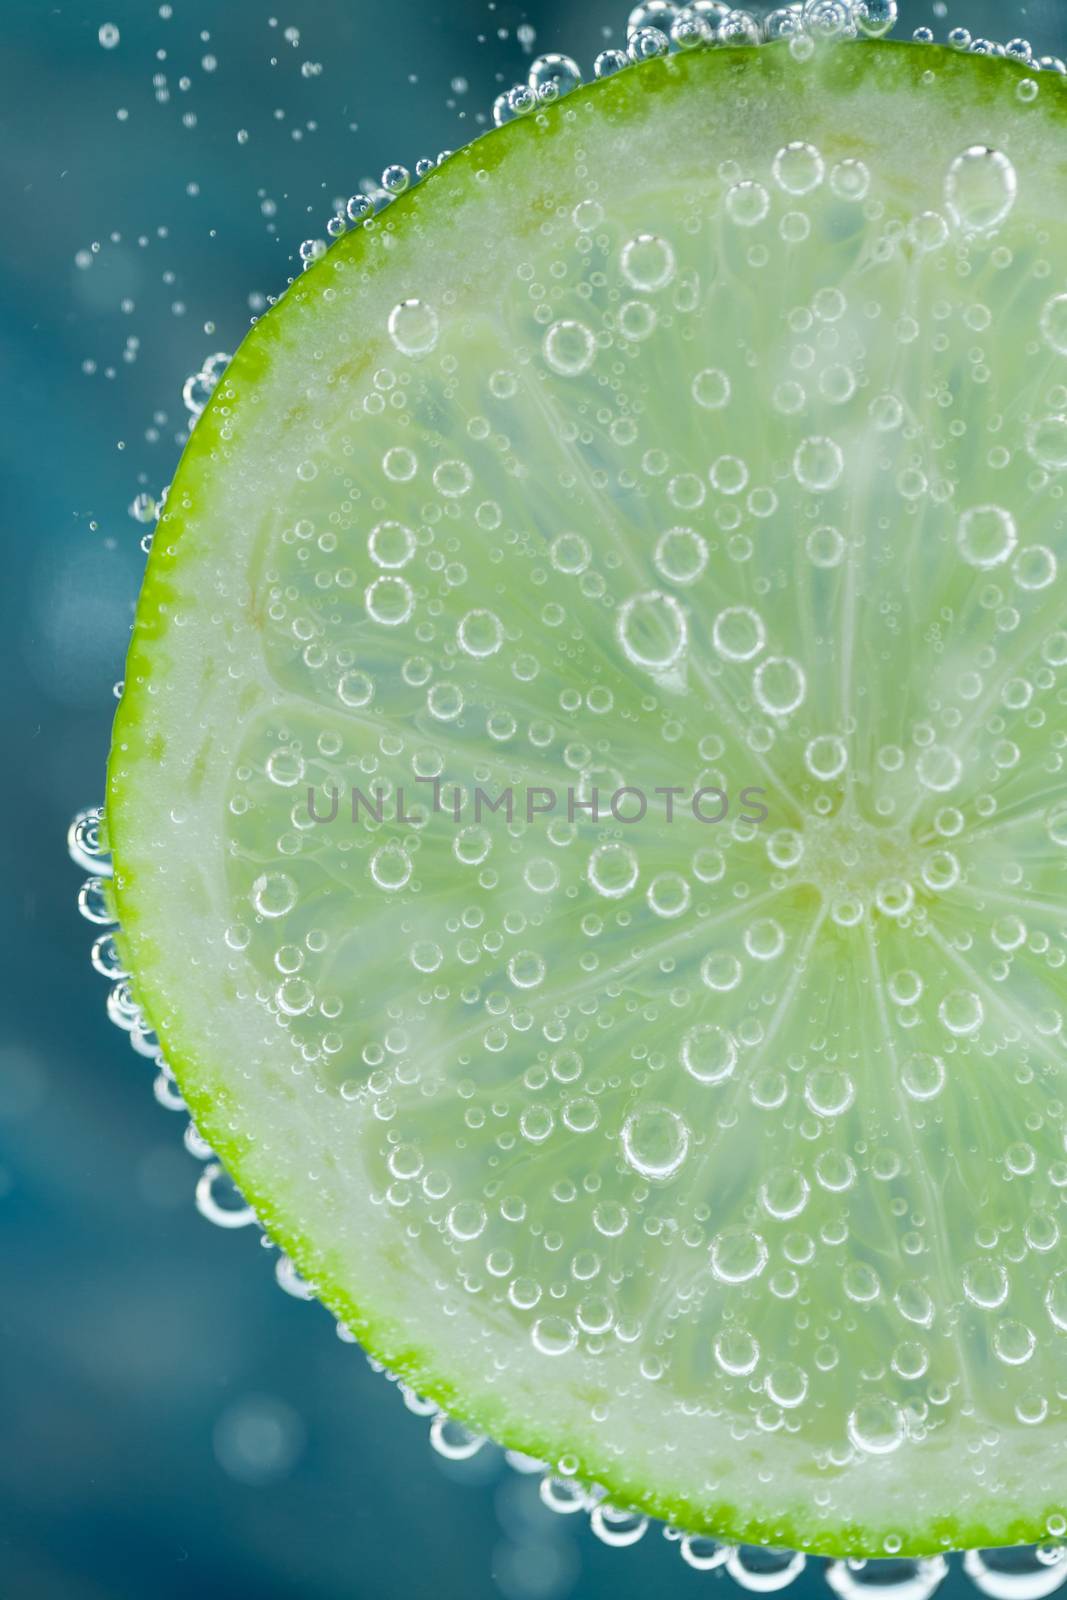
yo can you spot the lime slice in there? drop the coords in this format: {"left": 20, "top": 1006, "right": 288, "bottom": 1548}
{"left": 107, "top": 39, "right": 1067, "bottom": 1557}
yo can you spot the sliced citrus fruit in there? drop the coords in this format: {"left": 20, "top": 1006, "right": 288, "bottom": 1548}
{"left": 106, "top": 39, "right": 1067, "bottom": 1557}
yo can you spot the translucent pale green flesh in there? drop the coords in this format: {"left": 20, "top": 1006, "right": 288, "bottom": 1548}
{"left": 107, "top": 42, "right": 1067, "bottom": 1556}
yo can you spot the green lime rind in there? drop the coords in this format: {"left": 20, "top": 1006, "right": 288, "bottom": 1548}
{"left": 108, "top": 40, "right": 1067, "bottom": 1557}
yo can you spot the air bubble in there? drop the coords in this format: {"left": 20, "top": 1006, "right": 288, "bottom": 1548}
{"left": 620, "top": 233, "right": 676, "bottom": 291}
{"left": 528, "top": 53, "right": 581, "bottom": 97}
{"left": 753, "top": 656, "right": 806, "bottom": 716}
{"left": 620, "top": 1104, "right": 690, "bottom": 1179}
{"left": 806, "top": 525, "right": 846, "bottom": 567}
{"left": 543, "top": 319, "right": 596, "bottom": 377}
{"left": 725, "top": 181, "right": 770, "bottom": 228}
{"left": 457, "top": 608, "right": 504, "bottom": 658}
{"left": 550, "top": 532, "right": 591, "bottom": 575}
{"left": 714, "top": 1325, "right": 760, "bottom": 1377}
{"left": 1026, "top": 415, "right": 1067, "bottom": 472}
{"left": 957, "top": 505, "right": 1017, "bottom": 569}
{"left": 626, "top": 1, "right": 678, "bottom": 37}
{"left": 772, "top": 141, "right": 825, "bottom": 196}
{"left": 764, "top": 7, "right": 802, "bottom": 40}
{"left": 1039, "top": 294, "right": 1067, "bottom": 355}
{"left": 712, "top": 605, "right": 765, "bottom": 662}
{"left": 647, "top": 871, "right": 691, "bottom": 918}
{"left": 387, "top": 299, "right": 439, "bottom": 357}
{"left": 1013, "top": 546, "right": 1057, "bottom": 591}
{"left": 369, "top": 520, "right": 417, "bottom": 569}
{"left": 617, "top": 591, "right": 687, "bottom": 671}
{"left": 848, "top": 1396, "right": 905, "bottom": 1455}
{"left": 916, "top": 745, "right": 962, "bottom": 794}
{"left": 629, "top": 25, "right": 671, "bottom": 60}
{"left": 939, "top": 989, "right": 983, "bottom": 1036}
{"left": 830, "top": 159, "right": 871, "bottom": 202}
{"left": 251, "top": 873, "right": 297, "bottom": 918}
{"left": 594, "top": 48, "right": 629, "bottom": 78}
{"left": 710, "top": 1226, "right": 768, "bottom": 1284}
{"left": 794, "top": 435, "right": 844, "bottom": 492}
{"left": 692, "top": 367, "right": 731, "bottom": 409}
{"left": 365, "top": 575, "right": 415, "bottom": 626}
{"left": 805, "top": 736, "right": 847, "bottom": 781}
{"left": 945, "top": 146, "right": 1018, "bottom": 234}
{"left": 371, "top": 843, "right": 413, "bottom": 892}
{"left": 1047, "top": 1271, "right": 1067, "bottom": 1331}
{"left": 901, "top": 1052, "right": 946, "bottom": 1102}
{"left": 531, "top": 1316, "right": 577, "bottom": 1356}
{"left": 338, "top": 670, "right": 374, "bottom": 708}
{"left": 381, "top": 164, "right": 410, "bottom": 196}
{"left": 654, "top": 527, "right": 708, "bottom": 585}
{"left": 853, "top": 0, "right": 897, "bottom": 38}
{"left": 681, "top": 1023, "right": 737, "bottom": 1084}
{"left": 588, "top": 842, "right": 640, "bottom": 899}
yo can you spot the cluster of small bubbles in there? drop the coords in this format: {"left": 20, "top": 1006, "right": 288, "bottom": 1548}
{"left": 182, "top": 351, "right": 231, "bottom": 419}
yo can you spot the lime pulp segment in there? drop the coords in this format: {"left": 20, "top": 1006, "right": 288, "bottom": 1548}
{"left": 107, "top": 42, "right": 1067, "bottom": 1556}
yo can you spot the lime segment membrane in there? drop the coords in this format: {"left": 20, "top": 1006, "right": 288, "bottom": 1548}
{"left": 107, "top": 41, "right": 1067, "bottom": 1556}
